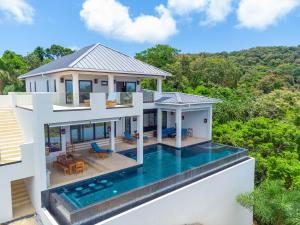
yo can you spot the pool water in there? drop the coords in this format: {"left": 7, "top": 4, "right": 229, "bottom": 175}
{"left": 57, "top": 143, "right": 243, "bottom": 209}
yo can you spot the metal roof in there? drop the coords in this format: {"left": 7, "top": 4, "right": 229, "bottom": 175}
{"left": 19, "top": 43, "right": 171, "bottom": 79}
{"left": 155, "top": 92, "right": 222, "bottom": 105}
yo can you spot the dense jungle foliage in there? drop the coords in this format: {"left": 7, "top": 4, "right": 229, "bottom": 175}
{"left": 1, "top": 44, "right": 299, "bottom": 224}
{"left": 136, "top": 45, "right": 300, "bottom": 225}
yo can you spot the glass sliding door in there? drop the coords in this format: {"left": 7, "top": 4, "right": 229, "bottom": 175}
{"left": 65, "top": 80, "right": 73, "bottom": 104}
{"left": 44, "top": 125, "right": 61, "bottom": 152}
{"left": 143, "top": 109, "right": 157, "bottom": 132}
{"left": 125, "top": 117, "right": 131, "bottom": 134}
{"left": 79, "top": 80, "right": 93, "bottom": 103}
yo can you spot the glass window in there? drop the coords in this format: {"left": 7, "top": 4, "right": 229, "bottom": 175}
{"left": 54, "top": 80, "right": 57, "bottom": 92}
{"left": 79, "top": 80, "right": 92, "bottom": 103}
{"left": 70, "top": 125, "right": 82, "bottom": 143}
{"left": 126, "top": 82, "right": 136, "bottom": 92}
{"left": 46, "top": 80, "right": 49, "bottom": 92}
{"left": 65, "top": 80, "right": 73, "bottom": 104}
{"left": 83, "top": 124, "right": 94, "bottom": 141}
{"left": 95, "top": 123, "right": 105, "bottom": 139}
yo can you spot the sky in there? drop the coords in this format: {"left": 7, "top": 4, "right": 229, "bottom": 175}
{"left": 0, "top": 0, "right": 300, "bottom": 57}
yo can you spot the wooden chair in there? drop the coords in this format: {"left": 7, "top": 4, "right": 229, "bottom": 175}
{"left": 75, "top": 161, "right": 85, "bottom": 174}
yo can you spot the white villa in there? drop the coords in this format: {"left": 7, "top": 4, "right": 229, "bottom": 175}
{"left": 0, "top": 43, "right": 254, "bottom": 225}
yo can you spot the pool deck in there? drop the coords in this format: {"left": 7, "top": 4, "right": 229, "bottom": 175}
{"left": 47, "top": 136, "right": 208, "bottom": 188}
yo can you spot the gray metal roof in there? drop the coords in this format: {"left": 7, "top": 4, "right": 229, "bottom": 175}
{"left": 155, "top": 92, "right": 222, "bottom": 105}
{"left": 19, "top": 43, "right": 171, "bottom": 79}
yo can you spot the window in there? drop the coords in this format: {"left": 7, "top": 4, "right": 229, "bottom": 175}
{"left": 125, "top": 82, "right": 136, "bottom": 92}
{"left": 70, "top": 123, "right": 109, "bottom": 143}
{"left": 116, "top": 81, "right": 136, "bottom": 92}
{"left": 29, "top": 82, "right": 32, "bottom": 92}
{"left": 46, "top": 80, "right": 49, "bottom": 92}
{"left": 83, "top": 124, "right": 94, "bottom": 141}
{"left": 79, "top": 80, "right": 92, "bottom": 103}
{"left": 70, "top": 125, "right": 82, "bottom": 143}
{"left": 44, "top": 125, "right": 61, "bottom": 152}
{"left": 34, "top": 82, "right": 37, "bottom": 92}
{"left": 95, "top": 123, "right": 106, "bottom": 139}
{"left": 54, "top": 80, "right": 57, "bottom": 92}
{"left": 65, "top": 80, "right": 73, "bottom": 104}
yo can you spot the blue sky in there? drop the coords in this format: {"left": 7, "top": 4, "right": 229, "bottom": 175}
{"left": 0, "top": 0, "right": 300, "bottom": 56}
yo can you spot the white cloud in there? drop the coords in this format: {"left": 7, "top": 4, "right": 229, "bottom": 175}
{"left": 168, "top": 0, "right": 208, "bottom": 15}
{"left": 168, "top": 0, "right": 233, "bottom": 24}
{"left": 0, "top": 0, "right": 34, "bottom": 24}
{"left": 237, "top": 0, "right": 300, "bottom": 30}
{"left": 80, "top": 0, "right": 177, "bottom": 43}
{"left": 205, "top": 0, "right": 233, "bottom": 24}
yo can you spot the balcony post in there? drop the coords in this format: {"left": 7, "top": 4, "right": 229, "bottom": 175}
{"left": 110, "top": 121, "right": 115, "bottom": 151}
{"left": 176, "top": 108, "right": 182, "bottom": 148}
{"left": 137, "top": 114, "right": 144, "bottom": 164}
{"left": 108, "top": 75, "right": 114, "bottom": 93}
{"left": 157, "top": 108, "right": 162, "bottom": 143}
{"left": 72, "top": 73, "right": 79, "bottom": 106}
{"left": 157, "top": 78, "right": 162, "bottom": 93}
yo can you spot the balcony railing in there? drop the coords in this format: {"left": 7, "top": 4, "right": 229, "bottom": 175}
{"left": 106, "top": 92, "right": 133, "bottom": 108}
{"left": 15, "top": 93, "right": 33, "bottom": 109}
{"left": 142, "top": 90, "right": 155, "bottom": 103}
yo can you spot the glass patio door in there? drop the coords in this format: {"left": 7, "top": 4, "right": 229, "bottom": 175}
{"left": 79, "top": 80, "right": 93, "bottom": 103}
{"left": 65, "top": 80, "right": 73, "bottom": 104}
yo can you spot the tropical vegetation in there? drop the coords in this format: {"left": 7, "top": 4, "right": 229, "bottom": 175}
{"left": 135, "top": 44, "right": 300, "bottom": 225}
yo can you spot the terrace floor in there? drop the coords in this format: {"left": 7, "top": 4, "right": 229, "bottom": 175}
{"left": 48, "top": 151, "right": 137, "bottom": 188}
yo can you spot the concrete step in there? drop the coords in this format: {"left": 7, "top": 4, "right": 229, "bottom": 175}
{"left": 11, "top": 180, "right": 31, "bottom": 209}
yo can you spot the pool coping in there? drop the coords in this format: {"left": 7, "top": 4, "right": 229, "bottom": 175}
{"left": 44, "top": 144, "right": 249, "bottom": 225}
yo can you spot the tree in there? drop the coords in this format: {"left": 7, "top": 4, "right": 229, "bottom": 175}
{"left": 135, "top": 44, "right": 179, "bottom": 69}
{"left": 1, "top": 50, "right": 28, "bottom": 76}
{"left": 0, "top": 70, "right": 10, "bottom": 94}
{"left": 237, "top": 180, "right": 300, "bottom": 225}
{"left": 189, "top": 56, "right": 242, "bottom": 88}
{"left": 45, "top": 44, "right": 73, "bottom": 59}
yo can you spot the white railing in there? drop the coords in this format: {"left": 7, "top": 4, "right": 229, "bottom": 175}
{"left": 15, "top": 93, "right": 33, "bottom": 109}
{"left": 106, "top": 92, "right": 133, "bottom": 108}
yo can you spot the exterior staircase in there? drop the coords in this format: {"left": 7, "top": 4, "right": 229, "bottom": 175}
{"left": 0, "top": 108, "right": 23, "bottom": 164}
{"left": 11, "top": 179, "right": 34, "bottom": 218}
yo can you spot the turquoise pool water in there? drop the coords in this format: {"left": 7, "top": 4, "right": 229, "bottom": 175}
{"left": 56, "top": 142, "right": 243, "bottom": 209}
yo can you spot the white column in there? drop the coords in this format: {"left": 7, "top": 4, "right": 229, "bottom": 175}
{"left": 110, "top": 121, "right": 115, "bottom": 151}
{"left": 157, "top": 108, "right": 162, "bottom": 143}
{"left": 137, "top": 114, "right": 144, "bottom": 164}
{"left": 108, "top": 75, "right": 114, "bottom": 93}
{"left": 176, "top": 108, "right": 182, "bottom": 148}
{"left": 72, "top": 73, "right": 79, "bottom": 106}
{"left": 157, "top": 78, "right": 162, "bottom": 93}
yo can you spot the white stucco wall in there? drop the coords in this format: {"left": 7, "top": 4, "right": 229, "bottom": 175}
{"left": 0, "top": 143, "right": 35, "bottom": 223}
{"left": 97, "top": 158, "right": 255, "bottom": 225}
{"left": 182, "top": 110, "right": 210, "bottom": 139}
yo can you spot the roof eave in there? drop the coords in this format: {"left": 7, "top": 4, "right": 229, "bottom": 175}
{"left": 19, "top": 67, "right": 171, "bottom": 80}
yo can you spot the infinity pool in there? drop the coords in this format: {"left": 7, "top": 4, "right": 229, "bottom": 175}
{"left": 56, "top": 142, "right": 244, "bottom": 209}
